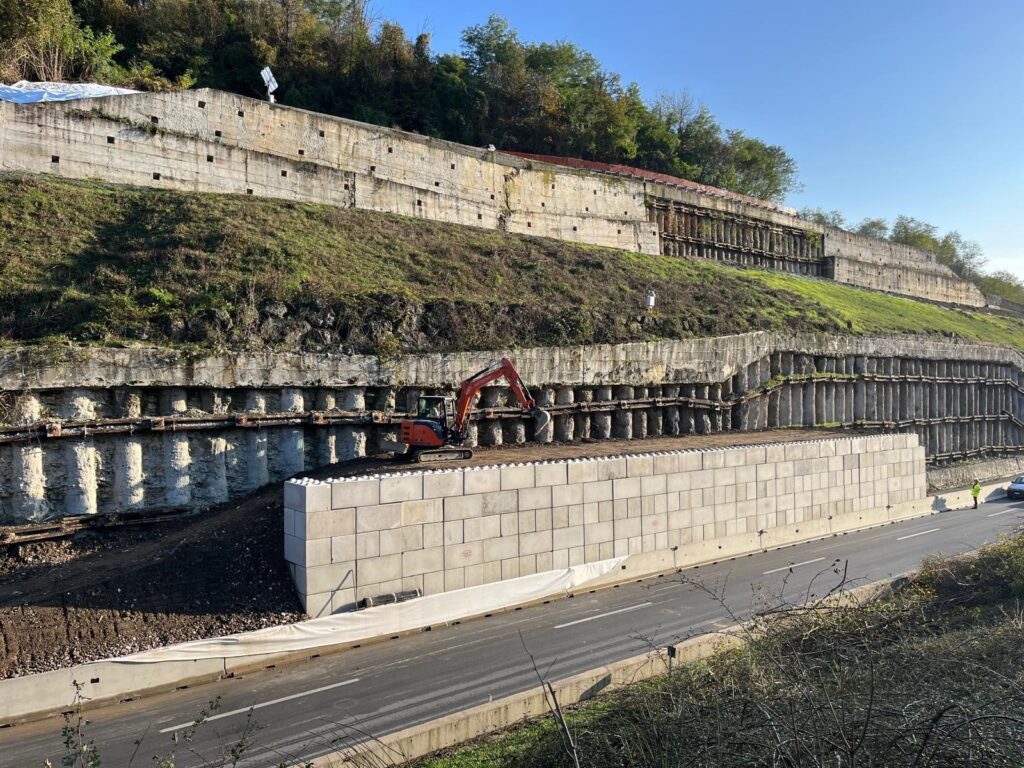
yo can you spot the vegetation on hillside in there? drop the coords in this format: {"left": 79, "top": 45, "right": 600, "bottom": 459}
{"left": 1, "top": 174, "right": 1022, "bottom": 355}
{"left": 414, "top": 532, "right": 1024, "bottom": 767}
{"left": 0, "top": 0, "right": 797, "bottom": 203}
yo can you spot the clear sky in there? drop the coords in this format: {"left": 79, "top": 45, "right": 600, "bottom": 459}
{"left": 375, "top": 0, "right": 1022, "bottom": 276}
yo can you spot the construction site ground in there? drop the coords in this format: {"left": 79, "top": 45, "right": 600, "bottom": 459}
{"left": 0, "top": 428, "right": 842, "bottom": 679}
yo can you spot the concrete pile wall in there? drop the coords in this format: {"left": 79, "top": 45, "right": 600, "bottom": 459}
{"left": 0, "top": 88, "right": 982, "bottom": 306}
{"left": 284, "top": 434, "right": 927, "bottom": 615}
{"left": 1, "top": 333, "right": 1021, "bottom": 523}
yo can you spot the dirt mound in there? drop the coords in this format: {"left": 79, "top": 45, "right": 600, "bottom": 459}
{"left": 0, "top": 487, "right": 302, "bottom": 678}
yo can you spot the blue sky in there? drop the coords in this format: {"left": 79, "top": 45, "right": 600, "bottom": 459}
{"left": 376, "top": 0, "right": 1022, "bottom": 275}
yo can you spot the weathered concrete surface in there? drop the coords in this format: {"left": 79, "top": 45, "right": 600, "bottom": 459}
{"left": 2, "top": 333, "right": 1020, "bottom": 390}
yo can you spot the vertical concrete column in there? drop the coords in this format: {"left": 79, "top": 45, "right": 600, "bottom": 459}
{"left": 316, "top": 390, "right": 338, "bottom": 466}
{"left": 478, "top": 386, "right": 504, "bottom": 446}
{"left": 534, "top": 387, "right": 555, "bottom": 444}
{"left": 63, "top": 389, "right": 101, "bottom": 516}
{"left": 648, "top": 385, "right": 664, "bottom": 437}
{"left": 162, "top": 388, "right": 191, "bottom": 507}
{"left": 697, "top": 385, "right": 713, "bottom": 434}
{"left": 767, "top": 389, "right": 780, "bottom": 428}
{"left": 613, "top": 386, "right": 634, "bottom": 439}
{"left": 551, "top": 387, "right": 574, "bottom": 442}
{"left": 339, "top": 387, "right": 367, "bottom": 461}
{"left": 708, "top": 384, "right": 722, "bottom": 432}
{"left": 10, "top": 393, "right": 49, "bottom": 521}
{"left": 203, "top": 433, "right": 229, "bottom": 505}
{"left": 814, "top": 381, "right": 825, "bottom": 426}
{"left": 574, "top": 387, "right": 593, "bottom": 440}
{"left": 663, "top": 385, "right": 680, "bottom": 436}
{"left": 113, "top": 389, "right": 145, "bottom": 511}
{"left": 779, "top": 383, "right": 792, "bottom": 426}
{"left": 834, "top": 382, "right": 845, "bottom": 425}
{"left": 279, "top": 388, "right": 306, "bottom": 479}
{"left": 244, "top": 391, "right": 269, "bottom": 490}
{"left": 632, "top": 387, "right": 648, "bottom": 439}
{"left": 682, "top": 385, "right": 697, "bottom": 433}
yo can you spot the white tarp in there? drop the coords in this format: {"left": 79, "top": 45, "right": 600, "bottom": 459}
{"left": 118, "top": 557, "right": 626, "bottom": 663}
{"left": 0, "top": 80, "right": 139, "bottom": 103}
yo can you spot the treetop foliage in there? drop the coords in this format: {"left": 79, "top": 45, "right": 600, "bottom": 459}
{"left": 0, "top": 0, "right": 798, "bottom": 202}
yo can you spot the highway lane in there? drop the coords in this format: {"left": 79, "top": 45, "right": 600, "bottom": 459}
{"left": 3, "top": 494, "right": 1022, "bottom": 767}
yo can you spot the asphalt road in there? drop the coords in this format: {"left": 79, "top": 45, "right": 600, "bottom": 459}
{"left": 4, "top": 494, "right": 1022, "bottom": 768}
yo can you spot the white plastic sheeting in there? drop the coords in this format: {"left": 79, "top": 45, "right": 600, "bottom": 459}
{"left": 119, "top": 557, "right": 627, "bottom": 663}
{"left": 0, "top": 80, "right": 139, "bottom": 103}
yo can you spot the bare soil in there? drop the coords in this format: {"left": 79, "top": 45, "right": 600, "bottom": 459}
{"left": 0, "top": 428, "right": 840, "bottom": 678}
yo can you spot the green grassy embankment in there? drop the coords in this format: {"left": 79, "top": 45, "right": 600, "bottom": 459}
{"left": 412, "top": 533, "right": 1024, "bottom": 768}
{"left": 1, "top": 173, "right": 1021, "bottom": 355}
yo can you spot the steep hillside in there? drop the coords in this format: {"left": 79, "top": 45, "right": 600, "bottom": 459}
{"left": 1, "top": 174, "right": 1021, "bottom": 354}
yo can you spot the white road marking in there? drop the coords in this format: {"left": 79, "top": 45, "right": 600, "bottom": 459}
{"left": 987, "top": 509, "right": 1014, "bottom": 517}
{"left": 159, "top": 678, "right": 360, "bottom": 733}
{"left": 763, "top": 557, "right": 824, "bottom": 575}
{"left": 554, "top": 602, "right": 652, "bottom": 629}
{"left": 896, "top": 528, "right": 940, "bottom": 541}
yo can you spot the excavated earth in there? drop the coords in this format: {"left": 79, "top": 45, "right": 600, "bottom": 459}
{"left": 0, "top": 429, "right": 839, "bottom": 679}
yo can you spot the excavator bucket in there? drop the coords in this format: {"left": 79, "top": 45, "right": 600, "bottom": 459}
{"left": 530, "top": 406, "right": 552, "bottom": 434}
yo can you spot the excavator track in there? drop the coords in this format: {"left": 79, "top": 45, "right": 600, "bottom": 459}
{"left": 411, "top": 447, "right": 475, "bottom": 463}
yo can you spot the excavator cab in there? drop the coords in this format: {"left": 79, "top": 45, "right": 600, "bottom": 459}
{"left": 416, "top": 396, "right": 455, "bottom": 428}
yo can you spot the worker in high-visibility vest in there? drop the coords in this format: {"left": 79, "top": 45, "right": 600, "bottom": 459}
{"left": 972, "top": 480, "right": 982, "bottom": 509}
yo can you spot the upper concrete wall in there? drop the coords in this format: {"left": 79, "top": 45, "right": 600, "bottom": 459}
{"left": 824, "top": 228, "right": 986, "bottom": 307}
{"left": 3, "top": 333, "right": 1019, "bottom": 391}
{"left": 0, "top": 88, "right": 982, "bottom": 308}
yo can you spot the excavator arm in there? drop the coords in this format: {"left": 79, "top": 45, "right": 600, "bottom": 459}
{"left": 452, "top": 357, "right": 551, "bottom": 436}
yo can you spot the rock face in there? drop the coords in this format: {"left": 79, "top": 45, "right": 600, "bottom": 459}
{"left": 1, "top": 332, "right": 1021, "bottom": 522}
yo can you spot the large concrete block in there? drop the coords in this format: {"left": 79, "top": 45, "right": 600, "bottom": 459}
{"left": 464, "top": 515, "right": 501, "bottom": 542}
{"left": 640, "top": 474, "right": 667, "bottom": 496}
{"left": 584, "top": 520, "right": 614, "bottom": 544}
{"left": 481, "top": 490, "right": 519, "bottom": 516}
{"left": 285, "top": 481, "right": 331, "bottom": 513}
{"left": 444, "top": 520, "right": 464, "bottom": 545}
{"left": 483, "top": 535, "right": 519, "bottom": 561}
{"left": 306, "top": 508, "right": 355, "bottom": 539}
{"left": 356, "top": 531, "right": 380, "bottom": 559}
{"left": 444, "top": 494, "right": 484, "bottom": 520}
{"left": 464, "top": 467, "right": 501, "bottom": 494}
{"left": 331, "top": 478, "right": 379, "bottom": 509}
{"left": 306, "top": 561, "right": 355, "bottom": 594}
{"left": 519, "top": 486, "right": 553, "bottom": 511}
{"left": 625, "top": 455, "right": 654, "bottom": 477}
{"left": 519, "top": 530, "right": 553, "bottom": 556}
{"left": 552, "top": 483, "right": 584, "bottom": 507}
{"left": 357, "top": 553, "right": 403, "bottom": 585}
{"left": 535, "top": 463, "right": 568, "bottom": 487}
{"left": 500, "top": 464, "right": 536, "bottom": 490}
{"left": 403, "top": 547, "right": 444, "bottom": 576}
{"left": 567, "top": 460, "right": 599, "bottom": 484}
{"left": 583, "top": 480, "right": 613, "bottom": 503}
{"left": 596, "top": 457, "right": 628, "bottom": 480}
{"left": 612, "top": 477, "right": 642, "bottom": 499}
{"left": 400, "top": 498, "right": 443, "bottom": 525}
{"left": 446, "top": 540, "right": 483, "bottom": 567}
{"left": 380, "top": 474, "right": 423, "bottom": 503}
{"left": 356, "top": 503, "right": 401, "bottom": 532}
{"left": 423, "top": 471, "right": 464, "bottom": 499}
{"left": 331, "top": 534, "right": 355, "bottom": 562}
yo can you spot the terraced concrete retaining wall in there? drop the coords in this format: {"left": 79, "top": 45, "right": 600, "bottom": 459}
{"left": 2, "top": 334, "right": 1020, "bottom": 522}
{"left": 0, "top": 88, "right": 982, "bottom": 306}
{"left": 284, "top": 434, "right": 927, "bottom": 616}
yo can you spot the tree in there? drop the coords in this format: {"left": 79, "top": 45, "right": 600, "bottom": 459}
{"left": 1, "top": 0, "right": 122, "bottom": 82}
{"left": 800, "top": 208, "right": 848, "bottom": 228}
{"left": 854, "top": 217, "right": 888, "bottom": 239}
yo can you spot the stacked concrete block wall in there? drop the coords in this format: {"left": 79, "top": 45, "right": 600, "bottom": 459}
{"left": 1, "top": 333, "right": 1021, "bottom": 522}
{"left": 284, "top": 434, "right": 927, "bottom": 616}
{"left": 1, "top": 88, "right": 981, "bottom": 306}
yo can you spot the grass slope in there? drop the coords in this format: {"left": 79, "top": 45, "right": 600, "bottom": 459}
{"left": 1, "top": 173, "right": 1021, "bottom": 354}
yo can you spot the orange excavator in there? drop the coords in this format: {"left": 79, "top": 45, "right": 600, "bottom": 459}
{"left": 397, "top": 357, "right": 551, "bottom": 463}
